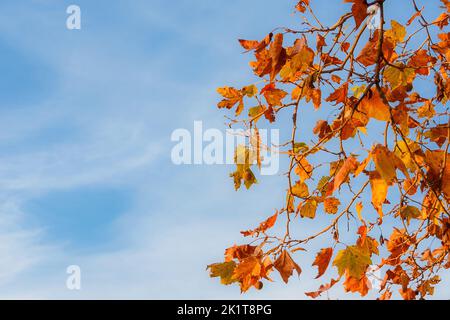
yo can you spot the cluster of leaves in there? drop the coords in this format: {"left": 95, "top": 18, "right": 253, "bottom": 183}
{"left": 208, "top": 0, "right": 450, "bottom": 300}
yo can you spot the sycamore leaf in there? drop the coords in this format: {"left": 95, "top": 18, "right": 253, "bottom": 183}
{"left": 295, "top": 0, "right": 310, "bottom": 13}
{"left": 385, "top": 20, "right": 406, "bottom": 44}
{"left": 269, "top": 33, "right": 286, "bottom": 82}
{"left": 305, "top": 278, "right": 339, "bottom": 299}
{"left": 312, "top": 248, "right": 333, "bottom": 279}
{"left": 356, "top": 202, "right": 364, "bottom": 221}
{"left": 299, "top": 198, "right": 318, "bottom": 219}
{"left": 217, "top": 86, "right": 244, "bottom": 116}
{"left": 274, "top": 251, "right": 302, "bottom": 283}
{"left": 324, "top": 197, "right": 341, "bottom": 214}
{"left": 261, "top": 83, "right": 287, "bottom": 107}
{"left": 360, "top": 88, "right": 391, "bottom": 121}
{"left": 295, "top": 157, "right": 313, "bottom": 182}
{"left": 343, "top": 275, "right": 371, "bottom": 297}
{"left": 345, "top": 0, "right": 368, "bottom": 28}
{"left": 400, "top": 206, "right": 421, "bottom": 226}
{"left": 291, "top": 181, "right": 309, "bottom": 198}
{"left": 329, "top": 156, "right": 358, "bottom": 194}
{"left": 372, "top": 144, "right": 409, "bottom": 184}
{"left": 208, "top": 261, "right": 238, "bottom": 285}
{"left": 333, "top": 245, "right": 372, "bottom": 279}
{"left": 241, "top": 213, "right": 278, "bottom": 237}
{"left": 369, "top": 171, "right": 388, "bottom": 219}
{"left": 384, "top": 64, "right": 416, "bottom": 91}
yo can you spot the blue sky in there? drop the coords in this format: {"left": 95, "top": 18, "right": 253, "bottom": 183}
{"left": 0, "top": 0, "right": 448, "bottom": 299}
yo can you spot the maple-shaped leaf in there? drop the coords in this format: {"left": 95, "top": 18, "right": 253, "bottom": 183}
{"left": 261, "top": 83, "right": 287, "bottom": 107}
{"left": 326, "top": 83, "right": 348, "bottom": 105}
{"left": 408, "top": 49, "right": 436, "bottom": 76}
{"left": 239, "top": 33, "right": 273, "bottom": 52}
{"left": 424, "top": 150, "right": 450, "bottom": 199}
{"left": 217, "top": 86, "right": 244, "bottom": 116}
{"left": 433, "top": 12, "right": 449, "bottom": 29}
{"left": 345, "top": 0, "right": 368, "bottom": 28}
{"left": 385, "top": 20, "right": 406, "bottom": 44}
{"left": 384, "top": 64, "right": 416, "bottom": 91}
{"left": 225, "top": 244, "right": 261, "bottom": 262}
{"left": 312, "top": 248, "right": 333, "bottom": 279}
{"left": 372, "top": 144, "right": 409, "bottom": 184}
{"left": 207, "top": 261, "right": 238, "bottom": 285}
{"left": 233, "top": 256, "right": 263, "bottom": 292}
{"left": 274, "top": 250, "right": 302, "bottom": 283}
{"left": 333, "top": 245, "right": 372, "bottom": 279}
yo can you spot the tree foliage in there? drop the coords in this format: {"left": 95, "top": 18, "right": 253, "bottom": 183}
{"left": 208, "top": 0, "right": 450, "bottom": 300}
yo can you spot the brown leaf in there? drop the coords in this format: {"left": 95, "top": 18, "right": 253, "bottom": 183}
{"left": 274, "top": 251, "right": 302, "bottom": 283}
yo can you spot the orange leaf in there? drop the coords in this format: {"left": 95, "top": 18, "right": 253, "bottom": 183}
{"left": 305, "top": 278, "right": 339, "bottom": 299}
{"left": 312, "top": 248, "right": 333, "bottom": 279}
{"left": 345, "top": 0, "right": 368, "bottom": 28}
{"left": 329, "top": 156, "right": 358, "bottom": 195}
{"left": 241, "top": 213, "right": 278, "bottom": 237}
{"left": 369, "top": 171, "right": 388, "bottom": 219}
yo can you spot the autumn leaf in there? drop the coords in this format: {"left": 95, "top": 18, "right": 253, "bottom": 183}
{"left": 269, "top": 33, "right": 286, "bottom": 82}
{"left": 312, "top": 248, "right": 333, "bottom": 279}
{"left": 324, "top": 197, "right": 341, "bottom": 214}
{"left": 328, "top": 156, "right": 358, "bottom": 195}
{"left": 295, "top": 0, "right": 310, "bottom": 13}
{"left": 333, "top": 245, "right": 372, "bottom": 279}
{"left": 384, "top": 64, "right": 416, "bottom": 91}
{"left": 261, "top": 83, "right": 287, "bottom": 106}
{"left": 369, "top": 171, "right": 388, "bottom": 219}
{"left": 399, "top": 206, "right": 421, "bottom": 226}
{"left": 217, "top": 86, "right": 244, "bottom": 116}
{"left": 291, "top": 181, "right": 309, "bottom": 198}
{"left": 305, "top": 278, "right": 339, "bottom": 298}
{"left": 274, "top": 251, "right": 302, "bottom": 283}
{"left": 299, "top": 198, "right": 318, "bottom": 219}
{"left": 345, "top": 0, "right": 368, "bottom": 28}
{"left": 207, "top": 261, "right": 237, "bottom": 285}
{"left": 326, "top": 83, "right": 348, "bottom": 105}
{"left": 295, "top": 157, "right": 313, "bottom": 182}
{"left": 360, "top": 88, "right": 391, "bottom": 121}
{"left": 385, "top": 20, "right": 406, "bottom": 44}
{"left": 241, "top": 213, "right": 278, "bottom": 237}
{"left": 343, "top": 274, "right": 371, "bottom": 296}
{"left": 356, "top": 202, "right": 364, "bottom": 221}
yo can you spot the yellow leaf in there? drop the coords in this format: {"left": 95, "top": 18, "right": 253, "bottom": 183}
{"left": 356, "top": 202, "right": 364, "bottom": 221}
{"left": 384, "top": 64, "right": 415, "bottom": 90}
{"left": 385, "top": 20, "right": 406, "bottom": 44}
{"left": 300, "top": 198, "right": 317, "bottom": 219}
{"left": 333, "top": 245, "right": 372, "bottom": 279}
{"left": 207, "top": 261, "right": 238, "bottom": 285}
